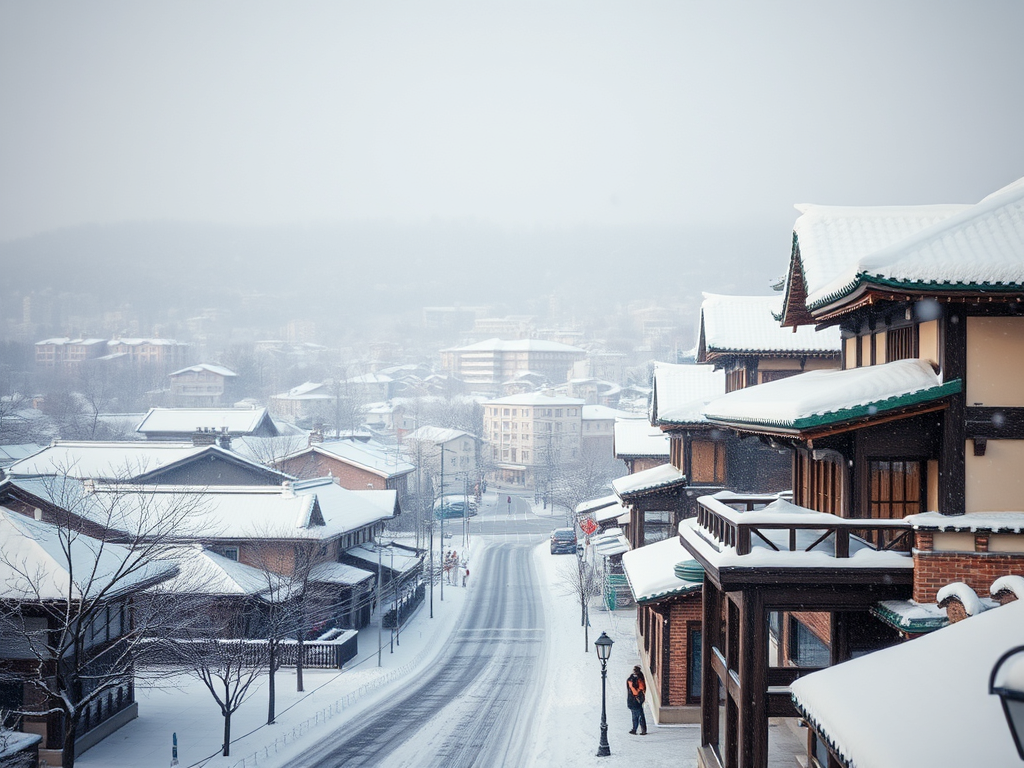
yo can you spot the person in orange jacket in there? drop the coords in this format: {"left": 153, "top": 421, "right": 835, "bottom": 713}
{"left": 626, "top": 666, "right": 648, "bottom": 735}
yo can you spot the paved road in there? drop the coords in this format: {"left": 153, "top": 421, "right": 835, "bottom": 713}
{"left": 295, "top": 509, "right": 551, "bottom": 768}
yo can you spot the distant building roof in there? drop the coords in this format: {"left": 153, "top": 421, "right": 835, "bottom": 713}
{"left": 582, "top": 405, "right": 627, "bottom": 421}
{"left": 444, "top": 338, "right": 586, "bottom": 354}
{"left": 484, "top": 392, "right": 585, "bottom": 407}
{"left": 169, "top": 364, "right": 237, "bottom": 378}
{"left": 285, "top": 439, "right": 415, "bottom": 478}
{"left": 136, "top": 407, "right": 277, "bottom": 436}
{"left": 405, "top": 426, "right": 476, "bottom": 444}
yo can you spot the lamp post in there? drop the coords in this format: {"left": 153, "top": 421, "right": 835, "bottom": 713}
{"left": 991, "top": 645, "right": 1024, "bottom": 760}
{"left": 594, "top": 631, "right": 614, "bottom": 757}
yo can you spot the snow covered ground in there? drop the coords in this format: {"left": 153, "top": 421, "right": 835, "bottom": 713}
{"left": 77, "top": 508, "right": 803, "bottom": 767}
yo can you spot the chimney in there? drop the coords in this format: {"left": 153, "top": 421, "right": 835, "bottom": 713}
{"left": 281, "top": 480, "right": 295, "bottom": 499}
{"left": 308, "top": 425, "right": 324, "bottom": 447}
{"left": 192, "top": 428, "right": 217, "bottom": 447}
{"left": 217, "top": 425, "right": 232, "bottom": 450}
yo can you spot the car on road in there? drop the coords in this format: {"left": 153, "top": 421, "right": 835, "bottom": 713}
{"left": 434, "top": 496, "right": 478, "bottom": 519}
{"left": 550, "top": 527, "right": 577, "bottom": 554}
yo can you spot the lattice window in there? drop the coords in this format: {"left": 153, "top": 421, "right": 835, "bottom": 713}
{"left": 869, "top": 460, "right": 924, "bottom": 519}
{"left": 886, "top": 325, "right": 919, "bottom": 362}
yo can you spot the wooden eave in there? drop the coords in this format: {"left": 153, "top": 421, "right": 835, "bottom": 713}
{"left": 812, "top": 285, "right": 1024, "bottom": 326}
{"left": 707, "top": 396, "right": 951, "bottom": 443}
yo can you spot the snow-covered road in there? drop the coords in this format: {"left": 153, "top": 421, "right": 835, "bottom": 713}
{"left": 293, "top": 542, "right": 544, "bottom": 768}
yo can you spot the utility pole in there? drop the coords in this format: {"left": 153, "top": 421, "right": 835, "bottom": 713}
{"left": 377, "top": 544, "right": 383, "bottom": 667}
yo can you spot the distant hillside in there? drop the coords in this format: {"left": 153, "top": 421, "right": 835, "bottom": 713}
{"left": 0, "top": 219, "right": 784, "bottom": 340}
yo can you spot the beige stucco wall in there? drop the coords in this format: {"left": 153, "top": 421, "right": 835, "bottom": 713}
{"left": 844, "top": 337, "right": 857, "bottom": 369}
{"left": 932, "top": 532, "right": 976, "bottom": 552}
{"left": 875, "top": 332, "right": 887, "bottom": 364}
{"left": 966, "top": 317, "right": 1024, "bottom": 406}
{"left": 990, "top": 535, "right": 1024, "bottom": 553}
{"left": 918, "top": 320, "right": 939, "bottom": 366}
{"left": 965, "top": 439, "right": 1024, "bottom": 513}
{"left": 804, "top": 357, "right": 839, "bottom": 372}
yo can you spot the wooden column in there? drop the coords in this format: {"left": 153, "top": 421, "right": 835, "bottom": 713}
{"left": 701, "top": 580, "right": 721, "bottom": 751}
{"left": 940, "top": 306, "right": 967, "bottom": 515}
{"left": 738, "top": 588, "right": 768, "bottom": 768}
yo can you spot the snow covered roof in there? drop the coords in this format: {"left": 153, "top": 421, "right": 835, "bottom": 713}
{"left": 591, "top": 529, "right": 630, "bottom": 556}
{"left": 0, "top": 507, "right": 178, "bottom": 601}
{"left": 307, "top": 560, "right": 375, "bottom": 586}
{"left": 807, "top": 178, "right": 1024, "bottom": 312}
{"left": 576, "top": 495, "right": 619, "bottom": 515}
{"left": 484, "top": 392, "right": 586, "bottom": 407}
{"left": 6, "top": 441, "right": 209, "bottom": 479}
{"left": 595, "top": 502, "right": 631, "bottom": 525}
{"left": 613, "top": 419, "right": 669, "bottom": 458}
{"left": 702, "top": 358, "right": 959, "bottom": 433}
{"left": 621, "top": 536, "right": 703, "bottom": 603}
{"left": 786, "top": 203, "right": 969, "bottom": 322}
{"left": 0, "top": 443, "right": 44, "bottom": 465}
{"left": 404, "top": 426, "right": 475, "bottom": 445}
{"left": 870, "top": 600, "right": 949, "bottom": 634}
{"left": 136, "top": 407, "right": 276, "bottom": 436}
{"left": 444, "top": 338, "right": 586, "bottom": 354}
{"left": 679, "top": 497, "right": 913, "bottom": 571}
{"left": 345, "top": 543, "right": 421, "bottom": 574}
{"left": 297, "top": 440, "right": 415, "bottom": 478}
{"left": 274, "top": 381, "right": 333, "bottom": 399}
{"left": 346, "top": 372, "right": 393, "bottom": 385}
{"left": 582, "top": 405, "right": 627, "bottom": 421}
{"left": 698, "top": 293, "right": 840, "bottom": 358}
{"left": 156, "top": 546, "right": 277, "bottom": 597}
{"left": 791, "top": 599, "right": 1024, "bottom": 768}
{"left": 169, "top": 363, "right": 237, "bottom": 378}
{"left": 649, "top": 362, "right": 726, "bottom": 427}
{"left": 612, "top": 463, "right": 686, "bottom": 498}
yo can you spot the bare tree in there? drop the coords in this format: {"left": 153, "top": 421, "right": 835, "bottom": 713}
{"left": 176, "top": 633, "right": 265, "bottom": 757}
{"left": 0, "top": 476, "right": 206, "bottom": 768}
{"left": 557, "top": 555, "right": 602, "bottom": 652}
{"left": 547, "top": 444, "right": 624, "bottom": 524}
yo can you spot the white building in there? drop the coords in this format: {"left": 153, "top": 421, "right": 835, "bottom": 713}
{"left": 482, "top": 392, "right": 585, "bottom": 488}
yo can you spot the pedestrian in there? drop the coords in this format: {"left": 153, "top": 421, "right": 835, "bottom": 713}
{"left": 626, "top": 666, "right": 647, "bottom": 735}
{"left": 462, "top": 564, "right": 469, "bottom": 587}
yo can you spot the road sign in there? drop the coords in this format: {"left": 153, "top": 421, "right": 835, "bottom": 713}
{"left": 580, "top": 517, "right": 598, "bottom": 535}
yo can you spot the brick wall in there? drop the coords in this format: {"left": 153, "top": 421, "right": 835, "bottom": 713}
{"left": 665, "top": 597, "right": 702, "bottom": 706}
{"left": 913, "top": 551, "right": 1024, "bottom": 603}
{"left": 279, "top": 453, "right": 386, "bottom": 489}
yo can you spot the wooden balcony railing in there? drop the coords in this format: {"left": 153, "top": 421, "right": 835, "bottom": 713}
{"left": 694, "top": 494, "right": 913, "bottom": 557}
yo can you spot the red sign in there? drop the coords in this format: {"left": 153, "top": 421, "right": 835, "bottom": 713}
{"left": 580, "top": 517, "right": 598, "bottom": 535}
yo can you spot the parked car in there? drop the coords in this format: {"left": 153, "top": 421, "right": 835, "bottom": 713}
{"left": 434, "top": 497, "right": 478, "bottom": 519}
{"left": 550, "top": 527, "right": 577, "bottom": 554}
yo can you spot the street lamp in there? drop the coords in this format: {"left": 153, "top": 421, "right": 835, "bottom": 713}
{"left": 594, "top": 631, "right": 614, "bottom": 757}
{"left": 991, "top": 645, "right": 1024, "bottom": 760}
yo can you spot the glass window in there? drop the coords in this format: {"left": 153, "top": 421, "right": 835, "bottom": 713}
{"left": 789, "top": 617, "right": 829, "bottom": 668}
{"left": 688, "top": 625, "right": 703, "bottom": 702}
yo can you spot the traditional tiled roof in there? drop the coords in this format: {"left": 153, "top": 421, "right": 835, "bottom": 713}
{"left": 621, "top": 536, "right": 702, "bottom": 603}
{"left": 791, "top": 599, "right": 1024, "bottom": 768}
{"left": 649, "top": 362, "right": 725, "bottom": 427}
{"left": 699, "top": 293, "right": 840, "bottom": 358}
{"left": 808, "top": 178, "right": 1024, "bottom": 312}
{"left": 702, "top": 359, "right": 960, "bottom": 433}
{"left": 613, "top": 419, "right": 669, "bottom": 458}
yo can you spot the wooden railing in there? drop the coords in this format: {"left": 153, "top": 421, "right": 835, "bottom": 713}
{"left": 694, "top": 494, "right": 913, "bottom": 557}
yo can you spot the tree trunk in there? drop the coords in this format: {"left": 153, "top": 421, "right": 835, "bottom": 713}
{"left": 222, "top": 710, "right": 232, "bottom": 757}
{"left": 62, "top": 714, "right": 78, "bottom": 768}
{"left": 267, "top": 644, "right": 276, "bottom": 725}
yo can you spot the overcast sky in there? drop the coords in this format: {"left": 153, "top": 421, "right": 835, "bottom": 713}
{"left": 2, "top": 1, "right": 1023, "bottom": 243}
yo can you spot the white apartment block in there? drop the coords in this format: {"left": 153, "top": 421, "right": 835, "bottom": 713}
{"left": 482, "top": 392, "right": 585, "bottom": 488}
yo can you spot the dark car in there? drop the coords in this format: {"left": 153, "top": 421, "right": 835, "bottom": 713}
{"left": 550, "top": 527, "right": 577, "bottom": 554}
{"left": 434, "top": 497, "right": 478, "bottom": 519}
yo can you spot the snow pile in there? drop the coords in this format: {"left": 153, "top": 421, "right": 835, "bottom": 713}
{"left": 991, "top": 574, "right": 1024, "bottom": 600}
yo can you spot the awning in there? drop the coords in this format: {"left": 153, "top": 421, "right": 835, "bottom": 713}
{"left": 612, "top": 463, "right": 686, "bottom": 498}
{"left": 308, "top": 561, "right": 375, "bottom": 586}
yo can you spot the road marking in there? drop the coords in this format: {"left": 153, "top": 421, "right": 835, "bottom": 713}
{"left": 456, "top": 628, "right": 544, "bottom": 633}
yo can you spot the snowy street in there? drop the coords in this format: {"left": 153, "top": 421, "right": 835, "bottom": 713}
{"left": 75, "top": 495, "right": 730, "bottom": 768}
